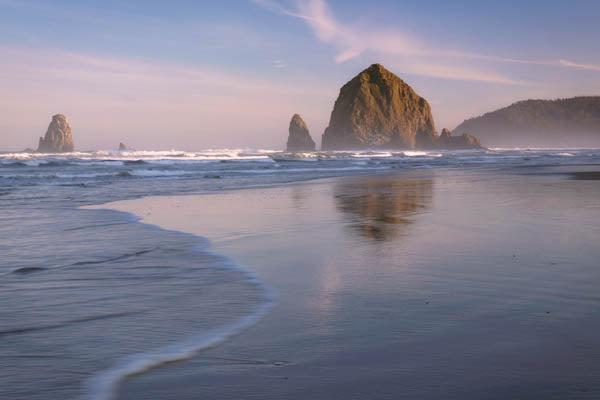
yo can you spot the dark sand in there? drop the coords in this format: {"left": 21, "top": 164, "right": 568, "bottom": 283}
{"left": 100, "top": 167, "right": 600, "bottom": 399}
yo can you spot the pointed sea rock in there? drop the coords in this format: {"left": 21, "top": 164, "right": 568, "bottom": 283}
{"left": 37, "top": 114, "right": 74, "bottom": 153}
{"left": 286, "top": 114, "right": 316, "bottom": 151}
{"left": 321, "top": 64, "right": 437, "bottom": 150}
{"left": 118, "top": 142, "right": 128, "bottom": 151}
{"left": 440, "top": 127, "right": 452, "bottom": 139}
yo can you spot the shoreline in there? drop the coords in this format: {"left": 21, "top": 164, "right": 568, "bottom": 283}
{"left": 81, "top": 202, "right": 281, "bottom": 400}
{"left": 87, "top": 167, "right": 600, "bottom": 399}
{"left": 83, "top": 171, "right": 428, "bottom": 399}
{"left": 81, "top": 174, "right": 369, "bottom": 399}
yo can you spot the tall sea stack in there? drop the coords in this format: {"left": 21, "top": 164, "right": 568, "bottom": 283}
{"left": 37, "top": 114, "right": 74, "bottom": 153}
{"left": 286, "top": 114, "right": 316, "bottom": 151}
{"left": 321, "top": 64, "right": 437, "bottom": 150}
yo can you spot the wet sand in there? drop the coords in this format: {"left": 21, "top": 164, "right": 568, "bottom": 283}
{"left": 102, "top": 167, "right": 600, "bottom": 399}
{"left": 569, "top": 171, "right": 600, "bottom": 180}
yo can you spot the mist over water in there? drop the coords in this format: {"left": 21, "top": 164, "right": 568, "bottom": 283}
{"left": 2, "top": 147, "right": 600, "bottom": 399}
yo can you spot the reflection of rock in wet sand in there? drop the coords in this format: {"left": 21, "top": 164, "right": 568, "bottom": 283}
{"left": 334, "top": 176, "right": 433, "bottom": 241}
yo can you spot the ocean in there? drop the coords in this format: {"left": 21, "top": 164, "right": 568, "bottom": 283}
{"left": 2, "top": 148, "right": 600, "bottom": 400}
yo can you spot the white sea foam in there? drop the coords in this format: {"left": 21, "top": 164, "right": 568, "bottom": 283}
{"left": 86, "top": 298, "right": 274, "bottom": 400}
{"left": 352, "top": 151, "right": 393, "bottom": 158}
{"left": 553, "top": 152, "right": 575, "bottom": 157}
{"left": 4, "top": 147, "right": 591, "bottom": 164}
{"left": 3, "top": 148, "right": 599, "bottom": 182}
{"left": 240, "top": 166, "right": 388, "bottom": 174}
{"left": 128, "top": 169, "right": 189, "bottom": 177}
{"left": 0, "top": 149, "right": 278, "bottom": 162}
{"left": 83, "top": 219, "right": 277, "bottom": 400}
{"left": 400, "top": 151, "right": 423, "bottom": 156}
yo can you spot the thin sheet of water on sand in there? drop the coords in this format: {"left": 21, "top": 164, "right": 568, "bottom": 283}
{"left": 102, "top": 168, "right": 600, "bottom": 400}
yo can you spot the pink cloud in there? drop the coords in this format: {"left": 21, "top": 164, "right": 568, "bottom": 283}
{"left": 0, "top": 45, "right": 335, "bottom": 150}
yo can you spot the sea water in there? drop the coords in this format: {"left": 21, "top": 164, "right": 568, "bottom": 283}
{"left": 1, "top": 148, "right": 599, "bottom": 399}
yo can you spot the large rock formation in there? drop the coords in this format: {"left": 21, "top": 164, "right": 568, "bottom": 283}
{"left": 286, "top": 114, "right": 316, "bottom": 151}
{"left": 118, "top": 142, "right": 128, "bottom": 151}
{"left": 37, "top": 114, "right": 74, "bottom": 153}
{"left": 453, "top": 97, "right": 600, "bottom": 147}
{"left": 321, "top": 64, "right": 437, "bottom": 150}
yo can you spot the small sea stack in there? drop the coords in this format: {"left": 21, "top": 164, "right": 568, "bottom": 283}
{"left": 286, "top": 114, "right": 316, "bottom": 152}
{"left": 433, "top": 128, "right": 482, "bottom": 149}
{"left": 37, "top": 114, "right": 74, "bottom": 153}
{"left": 118, "top": 142, "right": 128, "bottom": 151}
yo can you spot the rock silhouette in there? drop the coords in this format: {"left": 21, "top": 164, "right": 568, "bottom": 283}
{"left": 433, "top": 128, "right": 482, "bottom": 149}
{"left": 286, "top": 114, "right": 316, "bottom": 151}
{"left": 321, "top": 64, "right": 436, "bottom": 150}
{"left": 37, "top": 114, "right": 74, "bottom": 153}
{"left": 453, "top": 97, "right": 600, "bottom": 147}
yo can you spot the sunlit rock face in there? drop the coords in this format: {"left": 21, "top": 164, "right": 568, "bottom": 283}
{"left": 286, "top": 114, "right": 316, "bottom": 152}
{"left": 321, "top": 64, "right": 437, "bottom": 150}
{"left": 37, "top": 114, "right": 74, "bottom": 153}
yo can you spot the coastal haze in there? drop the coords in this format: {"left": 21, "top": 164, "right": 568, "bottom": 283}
{"left": 2, "top": 1, "right": 600, "bottom": 400}
{"left": 453, "top": 97, "right": 600, "bottom": 148}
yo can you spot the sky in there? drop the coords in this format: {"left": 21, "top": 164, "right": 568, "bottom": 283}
{"left": 1, "top": 0, "right": 599, "bottom": 151}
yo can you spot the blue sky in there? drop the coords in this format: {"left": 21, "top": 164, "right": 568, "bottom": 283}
{"left": 1, "top": 0, "right": 599, "bottom": 150}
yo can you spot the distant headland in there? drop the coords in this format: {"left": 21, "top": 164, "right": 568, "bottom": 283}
{"left": 454, "top": 97, "right": 600, "bottom": 148}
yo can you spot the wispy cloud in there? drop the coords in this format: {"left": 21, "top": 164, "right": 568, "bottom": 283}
{"left": 272, "top": 59, "right": 288, "bottom": 68}
{"left": 254, "top": 0, "right": 600, "bottom": 84}
{"left": 443, "top": 50, "right": 600, "bottom": 72}
{"left": 295, "top": 0, "right": 423, "bottom": 63}
{"left": 398, "top": 62, "right": 528, "bottom": 86}
{"left": 558, "top": 59, "right": 600, "bottom": 71}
